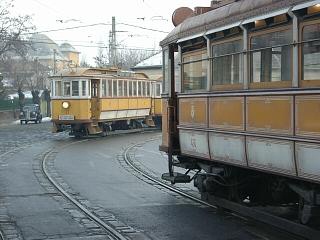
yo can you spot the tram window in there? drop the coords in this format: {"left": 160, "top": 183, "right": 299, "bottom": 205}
{"left": 55, "top": 81, "right": 62, "bottom": 96}
{"left": 72, "top": 81, "right": 79, "bottom": 96}
{"left": 118, "top": 80, "right": 124, "bottom": 97}
{"left": 108, "top": 80, "right": 112, "bottom": 97}
{"left": 138, "top": 81, "right": 142, "bottom": 96}
{"left": 81, "top": 81, "right": 87, "bottom": 96}
{"left": 163, "top": 49, "right": 169, "bottom": 94}
{"left": 102, "top": 80, "right": 107, "bottom": 97}
{"left": 128, "top": 81, "right": 132, "bottom": 96}
{"left": 182, "top": 50, "right": 207, "bottom": 92}
{"left": 302, "top": 24, "right": 320, "bottom": 80}
{"left": 147, "top": 82, "right": 150, "bottom": 96}
{"left": 142, "top": 82, "right": 146, "bottom": 96}
{"left": 124, "top": 81, "right": 128, "bottom": 96}
{"left": 133, "top": 81, "right": 137, "bottom": 96}
{"left": 212, "top": 40, "right": 243, "bottom": 85}
{"left": 113, "top": 80, "right": 117, "bottom": 97}
{"left": 250, "top": 30, "right": 292, "bottom": 83}
{"left": 156, "top": 83, "right": 161, "bottom": 97}
{"left": 63, "top": 82, "right": 71, "bottom": 96}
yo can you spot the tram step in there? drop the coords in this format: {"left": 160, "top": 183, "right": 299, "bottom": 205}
{"left": 162, "top": 172, "right": 191, "bottom": 184}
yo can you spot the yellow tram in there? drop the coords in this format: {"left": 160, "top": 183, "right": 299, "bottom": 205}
{"left": 50, "top": 68, "right": 162, "bottom": 137}
{"left": 160, "top": 0, "right": 320, "bottom": 226}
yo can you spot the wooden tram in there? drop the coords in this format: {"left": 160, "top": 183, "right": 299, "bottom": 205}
{"left": 50, "top": 68, "right": 162, "bottom": 137}
{"left": 160, "top": 0, "right": 320, "bottom": 226}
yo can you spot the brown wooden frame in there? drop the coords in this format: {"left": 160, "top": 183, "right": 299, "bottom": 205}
{"left": 210, "top": 36, "right": 244, "bottom": 91}
{"left": 299, "top": 18, "right": 320, "bottom": 87}
{"left": 248, "top": 24, "right": 293, "bottom": 89}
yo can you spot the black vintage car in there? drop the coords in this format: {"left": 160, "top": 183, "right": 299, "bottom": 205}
{"left": 20, "top": 104, "right": 42, "bottom": 124}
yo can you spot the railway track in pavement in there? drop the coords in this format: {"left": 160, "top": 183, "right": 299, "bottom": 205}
{"left": 122, "top": 138, "right": 320, "bottom": 240}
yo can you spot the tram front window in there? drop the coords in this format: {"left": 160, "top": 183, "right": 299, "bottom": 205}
{"left": 63, "top": 82, "right": 71, "bottom": 97}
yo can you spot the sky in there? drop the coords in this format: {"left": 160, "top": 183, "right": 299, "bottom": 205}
{"left": 10, "top": 0, "right": 210, "bottom": 65}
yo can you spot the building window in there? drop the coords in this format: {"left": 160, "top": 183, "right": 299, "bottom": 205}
{"left": 63, "top": 82, "right": 70, "bottom": 96}
{"left": 212, "top": 39, "right": 243, "bottom": 86}
{"left": 302, "top": 23, "right": 320, "bottom": 80}
{"left": 71, "top": 81, "right": 79, "bottom": 96}
{"left": 182, "top": 50, "right": 207, "bottom": 92}
{"left": 250, "top": 29, "right": 292, "bottom": 83}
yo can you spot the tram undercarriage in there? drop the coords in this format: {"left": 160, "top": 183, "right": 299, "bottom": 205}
{"left": 164, "top": 156, "right": 320, "bottom": 225}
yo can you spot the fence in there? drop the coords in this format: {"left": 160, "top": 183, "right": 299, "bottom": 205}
{"left": 0, "top": 99, "right": 33, "bottom": 111}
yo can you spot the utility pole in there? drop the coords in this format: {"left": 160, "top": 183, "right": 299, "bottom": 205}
{"left": 53, "top": 49, "right": 57, "bottom": 74}
{"left": 110, "top": 16, "right": 117, "bottom": 66}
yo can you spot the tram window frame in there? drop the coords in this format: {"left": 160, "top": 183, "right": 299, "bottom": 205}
{"left": 54, "top": 81, "right": 62, "bottom": 97}
{"left": 113, "top": 80, "right": 117, "bottom": 97}
{"left": 63, "top": 81, "right": 71, "bottom": 97}
{"left": 162, "top": 49, "right": 169, "bottom": 94}
{"left": 300, "top": 19, "right": 320, "bottom": 87}
{"left": 138, "top": 81, "right": 142, "bottom": 96}
{"left": 133, "top": 81, "right": 137, "bottom": 96}
{"left": 101, "top": 79, "right": 107, "bottom": 97}
{"left": 249, "top": 25, "right": 293, "bottom": 89}
{"left": 107, "top": 80, "right": 112, "bottom": 97}
{"left": 129, "top": 81, "right": 133, "bottom": 96}
{"left": 124, "top": 80, "right": 128, "bottom": 96}
{"left": 211, "top": 37, "right": 243, "bottom": 90}
{"left": 81, "top": 80, "right": 87, "bottom": 97}
{"left": 182, "top": 49, "right": 208, "bottom": 92}
{"left": 71, "top": 80, "right": 79, "bottom": 97}
{"left": 118, "top": 80, "right": 124, "bottom": 97}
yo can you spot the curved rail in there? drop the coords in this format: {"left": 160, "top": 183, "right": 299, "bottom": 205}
{"left": 41, "top": 141, "right": 127, "bottom": 240}
{"left": 123, "top": 139, "right": 320, "bottom": 240}
{"left": 123, "top": 140, "right": 218, "bottom": 209}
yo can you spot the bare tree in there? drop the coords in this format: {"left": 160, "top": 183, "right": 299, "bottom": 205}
{"left": 94, "top": 47, "right": 109, "bottom": 67}
{"left": 116, "top": 49, "right": 157, "bottom": 70}
{"left": 0, "top": 0, "right": 34, "bottom": 57}
{"left": 80, "top": 54, "right": 91, "bottom": 68}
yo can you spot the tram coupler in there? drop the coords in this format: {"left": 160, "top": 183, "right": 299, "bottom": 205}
{"left": 162, "top": 172, "right": 191, "bottom": 184}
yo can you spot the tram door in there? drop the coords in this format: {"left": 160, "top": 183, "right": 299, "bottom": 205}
{"left": 90, "top": 79, "right": 100, "bottom": 119}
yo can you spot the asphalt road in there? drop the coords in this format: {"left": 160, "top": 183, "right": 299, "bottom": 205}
{"left": 0, "top": 122, "right": 298, "bottom": 240}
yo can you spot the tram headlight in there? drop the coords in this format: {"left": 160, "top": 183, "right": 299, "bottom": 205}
{"left": 62, "top": 101, "right": 70, "bottom": 109}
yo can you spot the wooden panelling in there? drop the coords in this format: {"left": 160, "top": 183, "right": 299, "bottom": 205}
{"left": 296, "top": 95, "right": 320, "bottom": 138}
{"left": 162, "top": 99, "right": 169, "bottom": 148}
{"left": 52, "top": 99, "right": 91, "bottom": 120}
{"left": 209, "top": 133, "right": 246, "bottom": 166}
{"left": 209, "top": 97, "right": 244, "bottom": 130}
{"left": 179, "top": 98, "right": 207, "bottom": 126}
{"left": 179, "top": 129, "right": 210, "bottom": 159}
{"left": 247, "top": 137, "right": 296, "bottom": 175}
{"left": 246, "top": 96, "right": 293, "bottom": 134}
{"left": 296, "top": 142, "right": 320, "bottom": 182}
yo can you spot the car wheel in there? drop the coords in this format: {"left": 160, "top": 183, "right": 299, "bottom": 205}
{"left": 25, "top": 121, "right": 28, "bottom": 124}
{"left": 35, "top": 120, "right": 38, "bottom": 124}
{"left": 20, "top": 120, "right": 23, "bottom": 125}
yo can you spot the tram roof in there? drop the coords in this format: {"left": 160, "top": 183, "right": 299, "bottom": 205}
{"left": 160, "top": 0, "right": 315, "bottom": 46}
{"left": 50, "top": 67, "right": 149, "bottom": 79}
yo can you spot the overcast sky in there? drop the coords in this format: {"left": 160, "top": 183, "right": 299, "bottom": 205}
{"left": 11, "top": 0, "right": 210, "bottom": 65}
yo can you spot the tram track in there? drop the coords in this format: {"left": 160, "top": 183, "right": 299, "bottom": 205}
{"left": 122, "top": 138, "right": 320, "bottom": 240}
{"left": 41, "top": 140, "right": 128, "bottom": 240}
